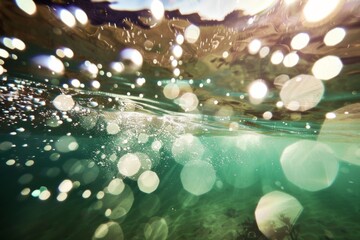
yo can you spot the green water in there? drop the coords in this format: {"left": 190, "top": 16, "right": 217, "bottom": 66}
{"left": 1, "top": 0, "right": 360, "bottom": 239}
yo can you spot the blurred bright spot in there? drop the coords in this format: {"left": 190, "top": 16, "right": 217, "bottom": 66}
{"left": 184, "top": 24, "right": 200, "bottom": 44}
{"left": 259, "top": 46, "right": 270, "bottom": 58}
{"left": 151, "top": 140, "right": 162, "bottom": 152}
{"left": 74, "top": 8, "right": 88, "bottom": 24}
{"left": 63, "top": 47, "right": 74, "bottom": 58}
{"left": 270, "top": 50, "right": 284, "bottom": 65}
{"left": 0, "top": 141, "right": 13, "bottom": 151}
{"left": 31, "top": 189, "right": 41, "bottom": 197}
{"left": 180, "top": 160, "right": 216, "bottom": 196}
{"left": 21, "top": 188, "right": 31, "bottom": 196}
{"left": 105, "top": 208, "right": 112, "bottom": 216}
{"left": 117, "top": 153, "right": 141, "bottom": 177}
{"left": 119, "top": 48, "right": 143, "bottom": 72}
{"left": 82, "top": 189, "right": 91, "bottom": 199}
{"left": 150, "top": 0, "right": 164, "bottom": 20}
{"left": 55, "top": 135, "right": 79, "bottom": 153}
{"left": 12, "top": 38, "right": 26, "bottom": 51}
{"left": 106, "top": 122, "right": 120, "bottom": 135}
{"left": 171, "top": 59, "right": 178, "bottom": 67}
{"left": 56, "top": 49, "right": 65, "bottom": 58}
{"left": 0, "top": 65, "right": 3, "bottom": 75}
{"left": 81, "top": 61, "right": 98, "bottom": 77}
{"left": 122, "top": 152, "right": 151, "bottom": 180}
{"left": 59, "top": 9, "right": 76, "bottom": 27}
{"left": 291, "top": 33, "right": 310, "bottom": 50}
{"left": 283, "top": 52, "right": 299, "bottom": 67}
{"left": 49, "top": 153, "right": 61, "bottom": 161}
{"left": 318, "top": 103, "right": 360, "bottom": 166}
{"left": 144, "top": 217, "right": 168, "bottom": 240}
{"left": 96, "top": 191, "right": 105, "bottom": 200}
{"left": 106, "top": 185, "right": 134, "bottom": 220}
{"left": 276, "top": 101, "right": 284, "bottom": 108}
{"left": 44, "top": 145, "right": 52, "bottom": 151}
{"left": 326, "top": 112, "right": 336, "bottom": 119}
{"left": 178, "top": 92, "right": 199, "bottom": 112}
{"left": 111, "top": 62, "right": 125, "bottom": 73}
{"left": 176, "top": 34, "right": 184, "bottom": 45}
{"left": 172, "top": 45, "right": 183, "bottom": 59}
{"left": 172, "top": 134, "right": 204, "bottom": 165}
{"left": 94, "top": 224, "right": 109, "bottom": 239}
{"left": 280, "top": 74, "right": 324, "bottom": 111}
{"left": 39, "top": 190, "right": 51, "bottom": 200}
{"left": 2, "top": 37, "right": 15, "bottom": 50}
{"left": 56, "top": 47, "right": 74, "bottom": 59}
{"left": 324, "top": 27, "right": 346, "bottom": 46}
{"left": 303, "top": 0, "right": 341, "bottom": 23}
{"left": 33, "top": 55, "right": 65, "bottom": 74}
{"left": 222, "top": 51, "right": 229, "bottom": 58}
{"left": 137, "top": 170, "right": 160, "bottom": 194}
{"left": 57, "top": 192, "right": 68, "bottom": 202}
{"left": 107, "top": 178, "right": 125, "bottom": 195}
{"left": 163, "top": 83, "right": 180, "bottom": 99}
{"left": 312, "top": 55, "right": 343, "bottom": 80}
{"left": 136, "top": 77, "right": 146, "bottom": 86}
{"left": 249, "top": 80, "right": 268, "bottom": 99}
{"left": 173, "top": 68, "right": 180, "bottom": 77}
{"left": 104, "top": 209, "right": 111, "bottom": 217}
{"left": 71, "top": 79, "right": 81, "bottom": 88}
{"left": 2, "top": 37, "right": 14, "bottom": 49}
{"left": 93, "top": 222, "right": 124, "bottom": 240}
{"left": 6, "top": 159, "right": 16, "bottom": 166}
{"left": 58, "top": 179, "right": 73, "bottom": 193}
{"left": 255, "top": 191, "right": 303, "bottom": 239}
{"left": 274, "top": 74, "right": 290, "bottom": 89}
{"left": 25, "top": 160, "right": 34, "bottom": 167}
{"left": 15, "top": 0, "right": 37, "bottom": 15}
{"left": 0, "top": 48, "right": 10, "bottom": 58}
{"left": 46, "top": 115, "right": 63, "bottom": 128}
{"left": 92, "top": 80, "right": 101, "bottom": 89}
{"left": 263, "top": 111, "right": 273, "bottom": 120}
{"left": 248, "top": 39, "right": 261, "bottom": 55}
{"left": 281, "top": 140, "right": 339, "bottom": 191}
{"left": 53, "top": 94, "right": 75, "bottom": 111}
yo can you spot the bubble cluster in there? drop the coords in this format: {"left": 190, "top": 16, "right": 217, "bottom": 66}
{"left": 172, "top": 134, "right": 204, "bottom": 165}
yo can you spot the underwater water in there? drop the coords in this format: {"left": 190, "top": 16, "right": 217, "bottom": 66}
{"left": 1, "top": 0, "right": 360, "bottom": 239}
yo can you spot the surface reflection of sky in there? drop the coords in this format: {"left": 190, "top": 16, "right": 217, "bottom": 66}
{"left": 108, "top": 0, "right": 277, "bottom": 20}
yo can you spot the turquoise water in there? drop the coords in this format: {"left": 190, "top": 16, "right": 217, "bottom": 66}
{"left": 1, "top": 1, "right": 360, "bottom": 239}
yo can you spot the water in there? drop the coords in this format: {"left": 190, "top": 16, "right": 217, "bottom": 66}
{"left": 1, "top": 0, "right": 360, "bottom": 239}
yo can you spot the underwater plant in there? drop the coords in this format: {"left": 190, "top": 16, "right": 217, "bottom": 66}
{"left": 237, "top": 217, "right": 267, "bottom": 240}
{"left": 237, "top": 215, "right": 300, "bottom": 240}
